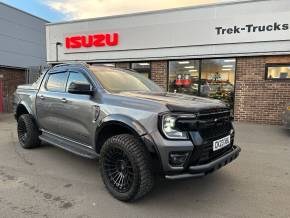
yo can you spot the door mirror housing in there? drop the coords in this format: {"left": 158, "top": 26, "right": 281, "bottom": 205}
{"left": 68, "top": 82, "right": 93, "bottom": 95}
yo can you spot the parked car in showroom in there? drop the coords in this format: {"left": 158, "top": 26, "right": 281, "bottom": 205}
{"left": 282, "top": 102, "right": 290, "bottom": 129}
{"left": 13, "top": 63, "right": 241, "bottom": 201}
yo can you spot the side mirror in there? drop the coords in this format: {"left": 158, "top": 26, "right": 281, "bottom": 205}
{"left": 68, "top": 82, "right": 93, "bottom": 95}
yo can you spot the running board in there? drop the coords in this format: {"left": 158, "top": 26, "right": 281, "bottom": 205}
{"left": 39, "top": 131, "right": 98, "bottom": 159}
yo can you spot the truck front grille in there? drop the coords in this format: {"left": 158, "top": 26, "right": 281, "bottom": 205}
{"left": 199, "top": 122, "right": 232, "bottom": 140}
{"left": 197, "top": 108, "right": 231, "bottom": 122}
{"left": 187, "top": 108, "right": 234, "bottom": 166}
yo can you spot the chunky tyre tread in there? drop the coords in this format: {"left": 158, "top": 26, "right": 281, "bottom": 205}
{"left": 17, "top": 114, "right": 40, "bottom": 149}
{"left": 100, "top": 134, "right": 154, "bottom": 201}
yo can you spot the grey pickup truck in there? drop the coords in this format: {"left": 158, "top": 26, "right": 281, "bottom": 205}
{"left": 14, "top": 63, "right": 241, "bottom": 201}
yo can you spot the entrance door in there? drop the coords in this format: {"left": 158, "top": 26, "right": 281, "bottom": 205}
{"left": 0, "top": 80, "right": 3, "bottom": 113}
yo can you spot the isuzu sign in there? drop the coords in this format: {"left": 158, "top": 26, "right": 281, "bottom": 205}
{"left": 65, "top": 33, "right": 119, "bottom": 49}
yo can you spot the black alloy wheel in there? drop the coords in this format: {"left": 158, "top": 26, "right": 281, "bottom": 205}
{"left": 103, "top": 147, "right": 134, "bottom": 193}
{"left": 17, "top": 114, "right": 40, "bottom": 149}
{"left": 100, "top": 134, "right": 154, "bottom": 202}
{"left": 18, "top": 118, "right": 28, "bottom": 145}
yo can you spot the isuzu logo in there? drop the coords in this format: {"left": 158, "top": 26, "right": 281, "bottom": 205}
{"left": 65, "top": 33, "right": 119, "bottom": 49}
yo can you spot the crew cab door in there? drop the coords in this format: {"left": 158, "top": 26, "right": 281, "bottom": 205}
{"left": 56, "top": 69, "right": 97, "bottom": 146}
{"left": 36, "top": 70, "right": 69, "bottom": 135}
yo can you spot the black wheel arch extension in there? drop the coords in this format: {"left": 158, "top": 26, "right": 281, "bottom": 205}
{"left": 94, "top": 115, "right": 157, "bottom": 154}
{"left": 94, "top": 118, "right": 163, "bottom": 173}
{"left": 15, "top": 104, "right": 30, "bottom": 120}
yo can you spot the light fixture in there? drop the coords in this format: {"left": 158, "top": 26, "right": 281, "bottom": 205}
{"left": 224, "top": 59, "right": 236, "bottom": 63}
{"left": 178, "top": 61, "right": 190, "bottom": 64}
{"left": 223, "top": 65, "right": 233, "bottom": 68}
{"left": 222, "top": 69, "right": 232, "bottom": 71}
{"left": 184, "top": 66, "right": 195, "bottom": 69}
{"left": 189, "top": 69, "right": 198, "bottom": 72}
{"left": 138, "top": 63, "right": 150, "bottom": 66}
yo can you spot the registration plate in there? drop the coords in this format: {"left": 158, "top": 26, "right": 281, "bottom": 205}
{"left": 213, "top": 135, "right": 231, "bottom": 151}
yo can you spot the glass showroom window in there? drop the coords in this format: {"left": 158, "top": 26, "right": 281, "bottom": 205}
{"left": 168, "top": 60, "right": 200, "bottom": 95}
{"left": 266, "top": 64, "right": 290, "bottom": 79}
{"left": 201, "top": 58, "right": 236, "bottom": 108}
{"left": 131, "top": 62, "right": 151, "bottom": 79}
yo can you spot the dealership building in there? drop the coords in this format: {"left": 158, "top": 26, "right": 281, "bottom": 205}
{"left": 0, "top": 2, "right": 47, "bottom": 112}
{"left": 45, "top": 0, "right": 289, "bottom": 124}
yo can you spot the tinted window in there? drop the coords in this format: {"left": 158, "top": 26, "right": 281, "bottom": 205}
{"left": 46, "top": 72, "right": 68, "bottom": 92}
{"left": 67, "top": 72, "right": 91, "bottom": 91}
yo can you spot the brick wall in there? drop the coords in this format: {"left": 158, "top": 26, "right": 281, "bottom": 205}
{"left": 151, "top": 61, "right": 168, "bottom": 90}
{"left": 235, "top": 55, "right": 290, "bottom": 124}
{"left": 0, "top": 67, "right": 26, "bottom": 113}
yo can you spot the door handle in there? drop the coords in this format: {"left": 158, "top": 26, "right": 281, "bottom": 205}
{"left": 39, "top": 95, "right": 45, "bottom": 100}
{"left": 61, "top": 98, "right": 67, "bottom": 103}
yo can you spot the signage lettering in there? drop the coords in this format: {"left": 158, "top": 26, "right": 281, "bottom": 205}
{"left": 216, "top": 22, "right": 289, "bottom": 35}
{"left": 65, "top": 33, "right": 119, "bottom": 49}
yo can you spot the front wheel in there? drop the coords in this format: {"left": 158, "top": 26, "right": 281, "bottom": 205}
{"left": 100, "top": 134, "right": 154, "bottom": 202}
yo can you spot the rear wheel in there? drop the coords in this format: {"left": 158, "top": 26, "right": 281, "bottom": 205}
{"left": 100, "top": 134, "right": 154, "bottom": 202}
{"left": 17, "top": 114, "right": 40, "bottom": 149}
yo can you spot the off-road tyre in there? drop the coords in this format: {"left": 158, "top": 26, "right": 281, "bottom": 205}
{"left": 17, "top": 114, "right": 40, "bottom": 149}
{"left": 100, "top": 134, "right": 154, "bottom": 202}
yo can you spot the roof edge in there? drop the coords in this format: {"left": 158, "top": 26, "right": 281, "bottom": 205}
{"left": 46, "top": 0, "right": 272, "bottom": 26}
{"left": 0, "top": 2, "right": 49, "bottom": 23}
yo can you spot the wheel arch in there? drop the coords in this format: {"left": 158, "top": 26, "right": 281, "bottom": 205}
{"left": 94, "top": 115, "right": 148, "bottom": 153}
{"left": 15, "top": 102, "right": 32, "bottom": 120}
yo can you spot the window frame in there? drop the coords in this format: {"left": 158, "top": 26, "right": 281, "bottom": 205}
{"left": 265, "top": 63, "right": 290, "bottom": 80}
{"left": 45, "top": 71, "right": 69, "bottom": 93}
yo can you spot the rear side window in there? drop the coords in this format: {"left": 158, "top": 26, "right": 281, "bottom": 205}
{"left": 66, "top": 72, "right": 91, "bottom": 91}
{"left": 46, "top": 72, "right": 68, "bottom": 92}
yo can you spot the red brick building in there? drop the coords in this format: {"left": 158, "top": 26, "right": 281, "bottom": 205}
{"left": 46, "top": 0, "right": 290, "bottom": 124}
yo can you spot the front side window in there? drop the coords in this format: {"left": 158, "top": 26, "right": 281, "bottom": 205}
{"left": 46, "top": 72, "right": 68, "bottom": 92}
{"left": 266, "top": 64, "right": 290, "bottom": 79}
{"left": 89, "top": 66, "right": 162, "bottom": 93}
{"left": 66, "top": 72, "right": 91, "bottom": 91}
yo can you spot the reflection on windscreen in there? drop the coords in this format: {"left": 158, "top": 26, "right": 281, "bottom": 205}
{"left": 90, "top": 67, "right": 163, "bottom": 93}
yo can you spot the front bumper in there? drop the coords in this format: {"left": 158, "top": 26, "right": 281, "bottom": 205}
{"left": 165, "top": 145, "right": 241, "bottom": 180}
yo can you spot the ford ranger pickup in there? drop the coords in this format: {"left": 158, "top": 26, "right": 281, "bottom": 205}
{"left": 14, "top": 63, "right": 241, "bottom": 201}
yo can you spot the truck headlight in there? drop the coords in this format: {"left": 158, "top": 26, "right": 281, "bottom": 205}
{"left": 160, "top": 114, "right": 189, "bottom": 140}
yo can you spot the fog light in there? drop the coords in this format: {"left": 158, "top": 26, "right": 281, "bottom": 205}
{"left": 169, "top": 152, "right": 190, "bottom": 167}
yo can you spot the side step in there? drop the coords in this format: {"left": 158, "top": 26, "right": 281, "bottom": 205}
{"left": 39, "top": 131, "right": 98, "bottom": 159}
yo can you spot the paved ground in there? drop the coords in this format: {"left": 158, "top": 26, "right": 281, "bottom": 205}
{"left": 0, "top": 114, "right": 290, "bottom": 218}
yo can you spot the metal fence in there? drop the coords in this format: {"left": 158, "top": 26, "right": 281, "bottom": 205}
{"left": 25, "top": 65, "right": 50, "bottom": 84}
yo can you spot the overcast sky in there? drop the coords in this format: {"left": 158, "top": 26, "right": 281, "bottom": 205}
{"left": 2, "top": 0, "right": 246, "bottom": 22}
